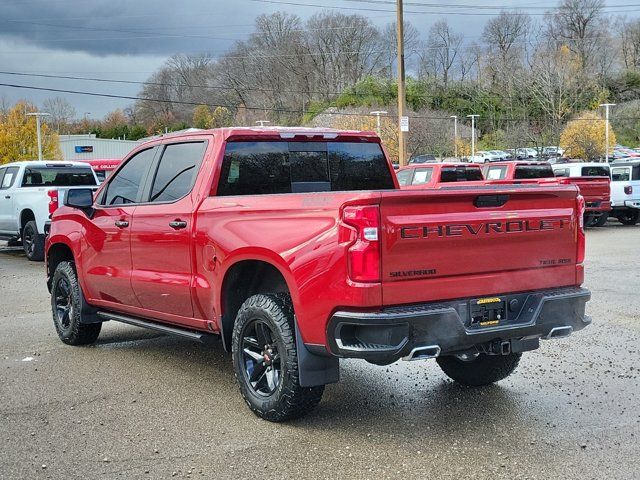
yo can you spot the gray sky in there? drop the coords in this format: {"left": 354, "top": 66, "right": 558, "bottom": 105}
{"left": 0, "top": 0, "right": 637, "bottom": 118}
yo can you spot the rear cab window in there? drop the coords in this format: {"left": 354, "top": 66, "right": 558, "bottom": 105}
{"left": 217, "top": 141, "right": 394, "bottom": 196}
{"left": 581, "top": 166, "right": 610, "bottom": 177}
{"left": 514, "top": 164, "right": 555, "bottom": 179}
{"left": 440, "top": 166, "right": 483, "bottom": 183}
{"left": 21, "top": 166, "right": 96, "bottom": 187}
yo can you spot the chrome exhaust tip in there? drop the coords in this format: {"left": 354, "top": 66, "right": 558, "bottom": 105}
{"left": 545, "top": 326, "right": 573, "bottom": 340}
{"left": 402, "top": 345, "right": 441, "bottom": 361}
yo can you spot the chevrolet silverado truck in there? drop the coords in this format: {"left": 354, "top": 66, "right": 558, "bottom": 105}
{"left": 609, "top": 160, "right": 640, "bottom": 225}
{"left": 396, "top": 163, "right": 484, "bottom": 188}
{"left": 0, "top": 161, "right": 98, "bottom": 260}
{"left": 45, "top": 128, "right": 591, "bottom": 422}
{"left": 483, "top": 161, "right": 557, "bottom": 183}
{"left": 552, "top": 162, "right": 611, "bottom": 227}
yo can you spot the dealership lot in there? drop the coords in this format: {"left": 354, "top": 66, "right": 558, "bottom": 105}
{"left": 0, "top": 225, "right": 639, "bottom": 480}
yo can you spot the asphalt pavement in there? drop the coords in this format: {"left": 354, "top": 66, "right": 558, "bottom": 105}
{"left": 0, "top": 223, "right": 639, "bottom": 479}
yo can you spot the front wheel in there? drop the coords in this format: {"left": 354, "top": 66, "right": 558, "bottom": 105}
{"left": 231, "top": 294, "right": 324, "bottom": 422}
{"left": 618, "top": 209, "right": 639, "bottom": 226}
{"left": 437, "top": 353, "right": 522, "bottom": 386}
{"left": 51, "top": 261, "right": 101, "bottom": 345}
{"left": 22, "top": 220, "right": 44, "bottom": 261}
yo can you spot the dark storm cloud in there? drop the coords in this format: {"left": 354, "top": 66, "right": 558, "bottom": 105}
{"left": 0, "top": 0, "right": 273, "bottom": 56}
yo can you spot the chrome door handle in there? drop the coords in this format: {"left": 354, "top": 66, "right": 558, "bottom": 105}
{"left": 114, "top": 220, "right": 129, "bottom": 228}
{"left": 169, "top": 220, "right": 187, "bottom": 230}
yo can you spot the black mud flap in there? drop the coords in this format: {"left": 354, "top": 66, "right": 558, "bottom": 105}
{"left": 295, "top": 321, "right": 340, "bottom": 387}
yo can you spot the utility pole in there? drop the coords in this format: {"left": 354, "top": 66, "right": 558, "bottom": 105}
{"left": 450, "top": 115, "right": 458, "bottom": 158}
{"left": 370, "top": 110, "right": 388, "bottom": 136}
{"left": 467, "top": 114, "right": 479, "bottom": 160}
{"left": 600, "top": 103, "right": 615, "bottom": 162}
{"left": 26, "top": 112, "right": 50, "bottom": 161}
{"left": 396, "top": 0, "right": 408, "bottom": 166}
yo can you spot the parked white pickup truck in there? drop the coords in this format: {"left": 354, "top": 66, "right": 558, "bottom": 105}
{"left": 0, "top": 161, "right": 98, "bottom": 260}
{"left": 610, "top": 160, "right": 640, "bottom": 225}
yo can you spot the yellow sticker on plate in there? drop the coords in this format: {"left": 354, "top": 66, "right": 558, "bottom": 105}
{"left": 476, "top": 297, "right": 502, "bottom": 305}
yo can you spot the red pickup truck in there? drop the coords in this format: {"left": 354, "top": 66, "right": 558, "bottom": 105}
{"left": 486, "top": 161, "right": 611, "bottom": 227}
{"left": 396, "top": 163, "right": 484, "bottom": 188}
{"left": 45, "top": 128, "right": 591, "bottom": 421}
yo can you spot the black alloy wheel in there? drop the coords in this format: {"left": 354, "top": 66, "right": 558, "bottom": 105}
{"left": 240, "top": 319, "right": 282, "bottom": 396}
{"left": 53, "top": 276, "right": 73, "bottom": 334}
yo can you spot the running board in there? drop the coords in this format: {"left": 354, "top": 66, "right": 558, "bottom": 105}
{"left": 97, "top": 311, "right": 218, "bottom": 345}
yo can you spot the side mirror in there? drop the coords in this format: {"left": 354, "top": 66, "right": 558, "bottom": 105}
{"left": 65, "top": 188, "right": 94, "bottom": 210}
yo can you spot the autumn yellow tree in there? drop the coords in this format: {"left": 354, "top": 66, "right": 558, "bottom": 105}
{"left": 0, "top": 101, "right": 61, "bottom": 164}
{"left": 331, "top": 114, "right": 399, "bottom": 162}
{"left": 192, "top": 105, "right": 232, "bottom": 129}
{"left": 560, "top": 111, "right": 616, "bottom": 161}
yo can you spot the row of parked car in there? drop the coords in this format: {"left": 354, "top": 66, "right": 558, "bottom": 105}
{"left": 396, "top": 159, "right": 640, "bottom": 227}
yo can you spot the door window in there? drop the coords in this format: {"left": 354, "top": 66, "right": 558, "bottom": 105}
{"left": 149, "top": 142, "right": 207, "bottom": 203}
{"left": 486, "top": 166, "right": 507, "bottom": 180}
{"left": 103, "top": 148, "right": 155, "bottom": 205}
{"left": 395, "top": 169, "right": 413, "bottom": 186}
{"left": 412, "top": 168, "right": 433, "bottom": 185}
{"left": 1, "top": 167, "right": 19, "bottom": 189}
{"left": 611, "top": 168, "right": 630, "bottom": 182}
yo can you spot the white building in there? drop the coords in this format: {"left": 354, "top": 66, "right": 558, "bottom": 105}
{"left": 58, "top": 134, "right": 143, "bottom": 161}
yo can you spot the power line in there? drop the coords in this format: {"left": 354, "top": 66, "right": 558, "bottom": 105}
{"left": 0, "top": 81, "right": 636, "bottom": 123}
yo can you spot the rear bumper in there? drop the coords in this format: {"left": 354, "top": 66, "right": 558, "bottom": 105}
{"left": 326, "top": 287, "right": 591, "bottom": 362}
{"left": 585, "top": 200, "right": 611, "bottom": 213}
{"left": 624, "top": 200, "right": 640, "bottom": 209}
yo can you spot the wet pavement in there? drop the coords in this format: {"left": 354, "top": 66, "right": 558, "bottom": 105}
{"left": 0, "top": 223, "right": 639, "bottom": 479}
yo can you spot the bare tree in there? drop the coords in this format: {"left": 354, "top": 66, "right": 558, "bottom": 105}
{"left": 620, "top": 18, "right": 640, "bottom": 70}
{"left": 422, "top": 20, "right": 463, "bottom": 88}
{"left": 42, "top": 97, "right": 76, "bottom": 134}
{"left": 380, "top": 21, "right": 420, "bottom": 79}
{"left": 484, "top": 11, "right": 531, "bottom": 68}
{"left": 546, "top": 0, "right": 608, "bottom": 72}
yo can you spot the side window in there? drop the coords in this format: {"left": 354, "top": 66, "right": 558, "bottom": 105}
{"left": 0, "top": 169, "right": 5, "bottom": 189}
{"left": 1, "top": 167, "right": 19, "bottom": 189}
{"left": 149, "top": 142, "right": 207, "bottom": 203}
{"left": 486, "top": 166, "right": 506, "bottom": 180}
{"left": 395, "top": 169, "right": 413, "bottom": 186}
{"left": 412, "top": 167, "right": 433, "bottom": 185}
{"left": 103, "top": 148, "right": 155, "bottom": 206}
{"left": 611, "top": 168, "right": 630, "bottom": 182}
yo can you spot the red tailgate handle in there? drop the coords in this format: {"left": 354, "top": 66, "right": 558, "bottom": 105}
{"left": 474, "top": 194, "right": 509, "bottom": 208}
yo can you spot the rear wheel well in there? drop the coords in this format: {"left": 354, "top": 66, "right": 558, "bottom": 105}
{"left": 20, "top": 209, "right": 36, "bottom": 233}
{"left": 220, "top": 260, "right": 290, "bottom": 350}
{"left": 47, "top": 243, "right": 75, "bottom": 290}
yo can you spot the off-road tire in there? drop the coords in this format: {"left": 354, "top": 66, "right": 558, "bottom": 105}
{"left": 22, "top": 220, "right": 44, "bottom": 261}
{"left": 231, "top": 293, "right": 324, "bottom": 422}
{"left": 51, "top": 261, "right": 101, "bottom": 345}
{"left": 594, "top": 213, "right": 609, "bottom": 227}
{"left": 437, "top": 353, "right": 522, "bottom": 387}
{"left": 618, "top": 210, "right": 639, "bottom": 226}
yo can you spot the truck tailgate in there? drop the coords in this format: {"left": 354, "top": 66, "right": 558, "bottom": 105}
{"left": 562, "top": 177, "right": 610, "bottom": 203}
{"left": 379, "top": 185, "right": 580, "bottom": 305}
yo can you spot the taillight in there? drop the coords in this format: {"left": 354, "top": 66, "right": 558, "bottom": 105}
{"left": 576, "top": 195, "right": 585, "bottom": 264}
{"left": 624, "top": 185, "right": 633, "bottom": 195}
{"left": 341, "top": 205, "right": 381, "bottom": 283}
{"left": 47, "top": 190, "right": 59, "bottom": 216}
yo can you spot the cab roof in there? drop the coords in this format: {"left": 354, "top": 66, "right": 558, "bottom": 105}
{"left": 1, "top": 160, "right": 94, "bottom": 168}
{"left": 137, "top": 126, "right": 380, "bottom": 147}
